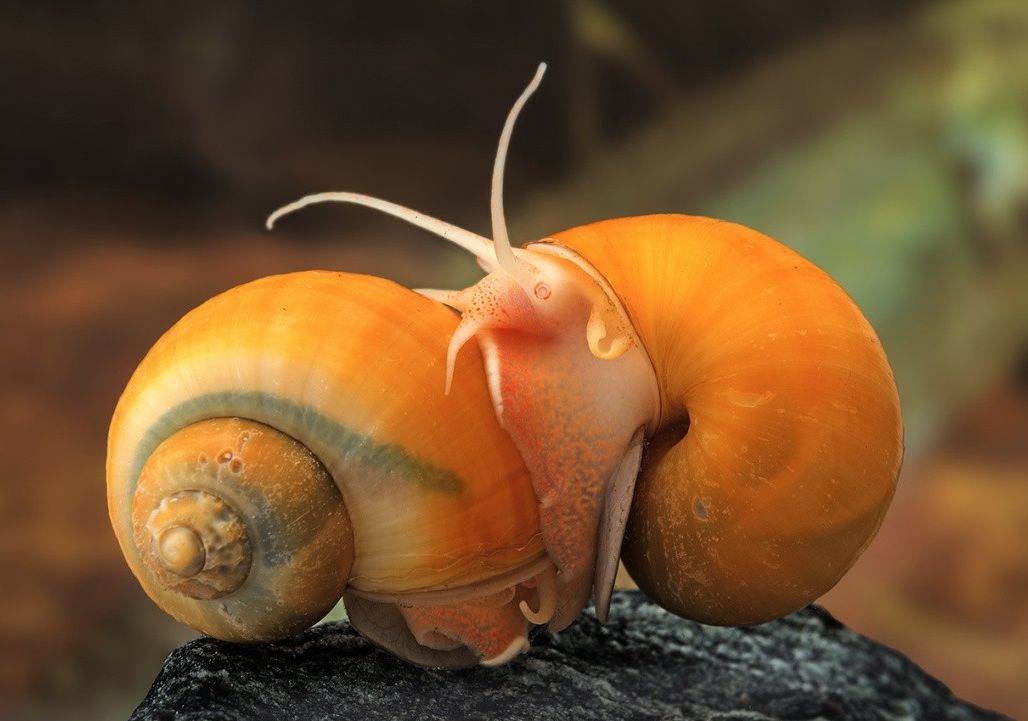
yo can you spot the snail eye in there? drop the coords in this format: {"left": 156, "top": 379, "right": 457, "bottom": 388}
{"left": 534, "top": 283, "right": 551, "bottom": 300}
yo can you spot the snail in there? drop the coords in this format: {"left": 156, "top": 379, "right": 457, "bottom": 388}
{"left": 108, "top": 64, "right": 903, "bottom": 667}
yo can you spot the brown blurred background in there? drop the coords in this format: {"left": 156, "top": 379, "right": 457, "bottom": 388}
{"left": 2, "top": 1, "right": 1027, "bottom": 719}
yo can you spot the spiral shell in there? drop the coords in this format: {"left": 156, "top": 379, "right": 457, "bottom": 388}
{"left": 108, "top": 271, "right": 547, "bottom": 655}
{"left": 129, "top": 416, "right": 350, "bottom": 640}
{"left": 533, "top": 214, "right": 903, "bottom": 625}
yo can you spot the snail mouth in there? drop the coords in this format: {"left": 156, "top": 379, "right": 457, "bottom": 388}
{"left": 141, "top": 488, "right": 253, "bottom": 600}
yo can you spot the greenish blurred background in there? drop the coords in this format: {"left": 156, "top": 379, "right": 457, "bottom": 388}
{"left": 1, "top": 1, "right": 1026, "bottom": 718}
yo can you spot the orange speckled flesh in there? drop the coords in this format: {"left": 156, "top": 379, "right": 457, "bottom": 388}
{"left": 107, "top": 271, "right": 544, "bottom": 598}
{"left": 540, "top": 215, "right": 903, "bottom": 625}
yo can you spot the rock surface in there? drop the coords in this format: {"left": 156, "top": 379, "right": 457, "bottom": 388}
{"left": 131, "top": 591, "right": 1009, "bottom": 721}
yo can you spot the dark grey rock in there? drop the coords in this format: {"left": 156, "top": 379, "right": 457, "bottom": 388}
{"left": 130, "top": 591, "right": 1008, "bottom": 721}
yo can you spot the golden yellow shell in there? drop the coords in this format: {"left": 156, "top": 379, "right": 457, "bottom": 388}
{"left": 540, "top": 214, "right": 903, "bottom": 625}
{"left": 108, "top": 271, "right": 545, "bottom": 639}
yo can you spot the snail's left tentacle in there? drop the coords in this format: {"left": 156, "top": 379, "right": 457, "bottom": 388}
{"left": 266, "top": 191, "right": 496, "bottom": 265}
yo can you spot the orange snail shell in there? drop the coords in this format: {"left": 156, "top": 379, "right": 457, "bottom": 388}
{"left": 107, "top": 272, "right": 553, "bottom": 665}
{"left": 532, "top": 214, "right": 903, "bottom": 625}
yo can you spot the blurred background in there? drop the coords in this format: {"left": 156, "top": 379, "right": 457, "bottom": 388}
{"left": 1, "top": 1, "right": 1026, "bottom": 718}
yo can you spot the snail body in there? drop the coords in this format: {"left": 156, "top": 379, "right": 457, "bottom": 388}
{"left": 109, "top": 64, "right": 902, "bottom": 667}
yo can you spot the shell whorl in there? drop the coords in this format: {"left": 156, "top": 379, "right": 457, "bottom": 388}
{"left": 127, "top": 417, "right": 352, "bottom": 641}
{"left": 540, "top": 214, "right": 904, "bottom": 625}
{"left": 142, "top": 489, "right": 251, "bottom": 599}
{"left": 108, "top": 271, "right": 546, "bottom": 643}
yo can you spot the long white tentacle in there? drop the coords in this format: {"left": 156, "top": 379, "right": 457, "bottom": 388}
{"left": 266, "top": 64, "right": 549, "bottom": 283}
{"left": 266, "top": 191, "right": 495, "bottom": 263}
{"left": 490, "top": 63, "right": 547, "bottom": 286}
